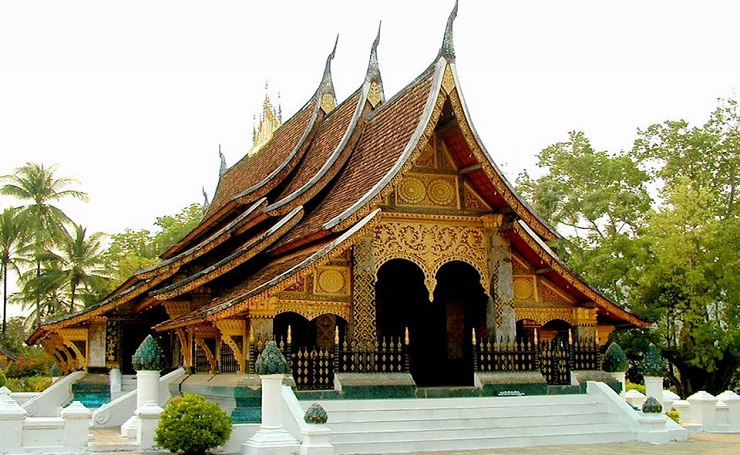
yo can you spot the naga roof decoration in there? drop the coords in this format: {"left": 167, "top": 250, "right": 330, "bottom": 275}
{"left": 28, "top": 2, "right": 648, "bottom": 347}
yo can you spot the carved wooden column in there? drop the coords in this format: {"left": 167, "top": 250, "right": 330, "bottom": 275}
{"left": 572, "top": 307, "right": 598, "bottom": 341}
{"left": 483, "top": 215, "right": 515, "bottom": 341}
{"left": 351, "top": 236, "right": 377, "bottom": 348}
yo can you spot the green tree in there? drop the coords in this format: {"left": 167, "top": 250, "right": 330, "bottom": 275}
{"left": 516, "top": 131, "right": 652, "bottom": 304}
{"left": 32, "top": 224, "right": 109, "bottom": 313}
{"left": 100, "top": 203, "right": 201, "bottom": 292}
{"left": 0, "top": 163, "right": 87, "bottom": 324}
{"left": 0, "top": 207, "right": 32, "bottom": 333}
{"left": 518, "top": 98, "right": 740, "bottom": 396}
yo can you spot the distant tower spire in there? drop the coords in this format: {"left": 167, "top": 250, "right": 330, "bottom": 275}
{"left": 438, "top": 0, "right": 458, "bottom": 61}
{"left": 249, "top": 83, "right": 283, "bottom": 155}
{"left": 218, "top": 144, "right": 227, "bottom": 177}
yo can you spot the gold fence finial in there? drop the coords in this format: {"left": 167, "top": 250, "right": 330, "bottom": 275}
{"left": 334, "top": 326, "right": 340, "bottom": 345}
{"left": 471, "top": 328, "right": 477, "bottom": 346}
{"left": 287, "top": 325, "right": 292, "bottom": 345}
{"left": 404, "top": 327, "right": 410, "bottom": 345}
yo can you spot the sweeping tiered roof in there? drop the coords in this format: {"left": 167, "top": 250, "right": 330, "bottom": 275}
{"left": 28, "top": 3, "right": 647, "bottom": 346}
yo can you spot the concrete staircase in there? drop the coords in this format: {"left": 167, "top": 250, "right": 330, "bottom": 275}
{"left": 301, "top": 394, "right": 634, "bottom": 454}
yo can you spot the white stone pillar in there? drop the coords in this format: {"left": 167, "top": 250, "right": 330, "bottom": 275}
{"left": 662, "top": 390, "right": 680, "bottom": 413}
{"left": 644, "top": 376, "right": 663, "bottom": 403}
{"left": 137, "top": 370, "right": 161, "bottom": 409}
{"left": 0, "top": 391, "right": 27, "bottom": 452}
{"left": 244, "top": 374, "right": 298, "bottom": 455}
{"left": 687, "top": 391, "right": 718, "bottom": 431}
{"left": 136, "top": 400, "right": 164, "bottom": 450}
{"left": 121, "top": 369, "right": 161, "bottom": 438}
{"left": 716, "top": 391, "right": 740, "bottom": 432}
{"left": 61, "top": 401, "right": 92, "bottom": 449}
{"left": 109, "top": 367, "right": 122, "bottom": 398}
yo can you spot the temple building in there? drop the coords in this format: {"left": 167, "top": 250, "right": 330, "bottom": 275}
{"left": 28, "top": 3, "right": 647, "bottom": 394}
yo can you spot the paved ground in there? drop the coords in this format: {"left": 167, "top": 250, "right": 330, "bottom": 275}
{"left": 89, "top": 430, "right": 740, "bottom": 454}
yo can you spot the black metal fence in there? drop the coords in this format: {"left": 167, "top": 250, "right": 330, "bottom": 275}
{"left": 247, "top": 333, "right": 600, "bottom": 389}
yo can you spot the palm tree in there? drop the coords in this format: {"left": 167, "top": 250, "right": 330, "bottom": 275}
{"left": 33, "top": 224, "right": 109, "bottom": 313}
{"left": 0, "top": 207, "right": 32, "bottom": 333}
{"left": 0, "top": 162, "right": 88, "bottom": 323}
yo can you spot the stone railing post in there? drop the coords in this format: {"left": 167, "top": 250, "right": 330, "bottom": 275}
{"left": 662, "top": 390, "right": 680, "bottom": 413}
{"left": 61, "top": 401, "right": 93, "bottom": 449}
{"left": 109, "top": 367, "right": 122, "bottom": 398}
{"left": 136, "top": 400, "right": 164, "bottom": 450}
{"left": 0, "top": 389, "right": 27, "bottom": 452}
{"left": 244, "top": 341, "right": 299, "bottom": 455}
{"left": 716, "top": 391, "right": 740, "bottom": 432}
{"left": 625, "top": 389, "right": 646, "bottom": 409}
{"left": 644, "top": 376, "right": 664, "bottom": 405}
{"left": 686, "top": 391, "right": 718, "bottom": 431}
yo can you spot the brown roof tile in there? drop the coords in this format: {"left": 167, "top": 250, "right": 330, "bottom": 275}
{"left": 205, "top": 100, "right": 318, "bottom": 217}
{"left": 275, "top": 73, "right": 435, "bottom": 249}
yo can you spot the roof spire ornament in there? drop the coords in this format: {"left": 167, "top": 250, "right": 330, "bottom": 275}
{"left": 219, "top": 144, "right": 227, "bottom": 177}
{"left": 201, "top": 186, "right": 210, "bottom": 214}
{"left": 438, "top": 0, "right": 458, "bottom": 62}
{"left": 365, "top": 22, "right": 384, "bottom": 108}
{"left": 319, "top": 35, "right": 339, "bottom": 113}
{"left": 365, "top": 21, "right": 382, "bottom": 83}
{"left": 249, "top": 84, "right": 283, "bottom": 155}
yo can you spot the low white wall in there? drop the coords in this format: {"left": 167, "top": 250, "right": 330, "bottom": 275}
{"left": 21, "top": 370, "right": 86, "bottom": 417}
{"left": 92, "top": 367, "right": 186, "bottom": 428}
{"left": 8, "top": 392, "right": 39, "bottom": 406}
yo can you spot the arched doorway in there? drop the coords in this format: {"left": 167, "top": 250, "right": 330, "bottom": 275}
{"left": 428, "top": 261, "right": 488, "bottom": 386}
{"left": 375, "top": 259, "right": 431, "bottom": 384}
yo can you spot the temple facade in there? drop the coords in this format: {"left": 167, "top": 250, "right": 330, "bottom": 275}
{"left": 28, "top": 4, "right": 647, "bottom": 393}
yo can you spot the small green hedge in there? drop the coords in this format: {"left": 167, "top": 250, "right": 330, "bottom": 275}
{"left": 155, "top": 394, "right": 232, "bottom": 455}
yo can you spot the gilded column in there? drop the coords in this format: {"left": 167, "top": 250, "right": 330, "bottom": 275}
{"left": 572, "top": 307, "right": 598, "bottom": 341}
{"left": 351, "top": 236, "right": 377, "bottom": 348}
{"left": 483, "top": 215, "right": 516, "bottom": 341}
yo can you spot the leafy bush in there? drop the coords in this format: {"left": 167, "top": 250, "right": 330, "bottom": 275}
{"left": 602, "top": 342, "right": 629, "bottom": 372}
{"left": 0, "top": 367, "right": 6, "bottom": 387}
{"left": 4, "top": 376, "right": 52, "bottom": 392}
{"left": 666, "top": 410, "right": 680, "bottom": 423}
{"left": 4, "top": 352, "right": 54, "bottom": 378}
{"left": 155, "top": 394, "right": 232, "bottom": 455}
{"left": 626, "top": 381, "right": 646, "bottom": 394}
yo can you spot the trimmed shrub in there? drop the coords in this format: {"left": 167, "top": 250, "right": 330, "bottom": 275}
{"left": 602, "top": 342, "right": 628, "bottom": 372}
{"left": 155, "top": 394, "right": 232, "bottom": 455}
{"left": 666, "top": 410, "right": 680, "bottom": 423}
{"left": 626, "top": 381, "right": 646, "bottom": 394}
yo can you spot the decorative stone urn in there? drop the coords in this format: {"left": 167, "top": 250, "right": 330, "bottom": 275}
{"left": 244, "top": 341, "right": 299, "bottom": 455}
{"left": 121, "top": 335, "right": 165, "bottom": 439}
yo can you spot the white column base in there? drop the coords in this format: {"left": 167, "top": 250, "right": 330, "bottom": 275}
{"left": 300, "top": 425, "right": 333, "bottom": 455}
{"left": 243, "top": 428, "right": 299, "bottom": 455}
{"left": 120, "top": 415, "right": 139, "bottom": 439}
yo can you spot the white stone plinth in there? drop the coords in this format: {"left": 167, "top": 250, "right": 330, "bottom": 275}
{"left": 243, "top": 374, "right": 298, "bottom": 455}
{"left": 137, "top": 370, "right": 160, "bottom": 409}
{"left": 136, "top": 400, "right": 164, "bottom": 450}
{"left": 625, "top": 389, "right": 646, "bottom": 409}
{"left": 716, "top": 391, "right": 740, "bottom": 432}
{"left": 610, "top": 371, "right": 626, "bottom": 397}
{"left": 61, "top": 401, "right": 93, "bottom": 449}
{"left": 0, "top": 393, "right": 27, "bottom": 452}
{"left": 301, "top": 425, "right": 333, "bottom": 455}
{"left": 687, "top": 391, "right": 718, "bottom": 430}
{"left": 109, "top": 368, "right": 122, "bottom": 396}
{"left": 662, "top": 390, "right": 680, "bottom": 413}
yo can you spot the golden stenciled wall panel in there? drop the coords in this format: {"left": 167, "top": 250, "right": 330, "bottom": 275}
{"left": 396, "top": 173, "right": 459, "bottom": 209}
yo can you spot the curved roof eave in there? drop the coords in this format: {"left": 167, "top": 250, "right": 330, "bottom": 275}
{"left": 153, "top": 208, "right": 380, "bottom": 332}
{"left": 151, "top": 206, "right": 305, "bottom": 301}
{"left": 446, "top": 63, "right": 560, "bottom": 242}
{"left": 513, "top": 220, "right": 649, "bottom": 329}
{"left": 264, "top": 85, "right": 369, "bottom": 215}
